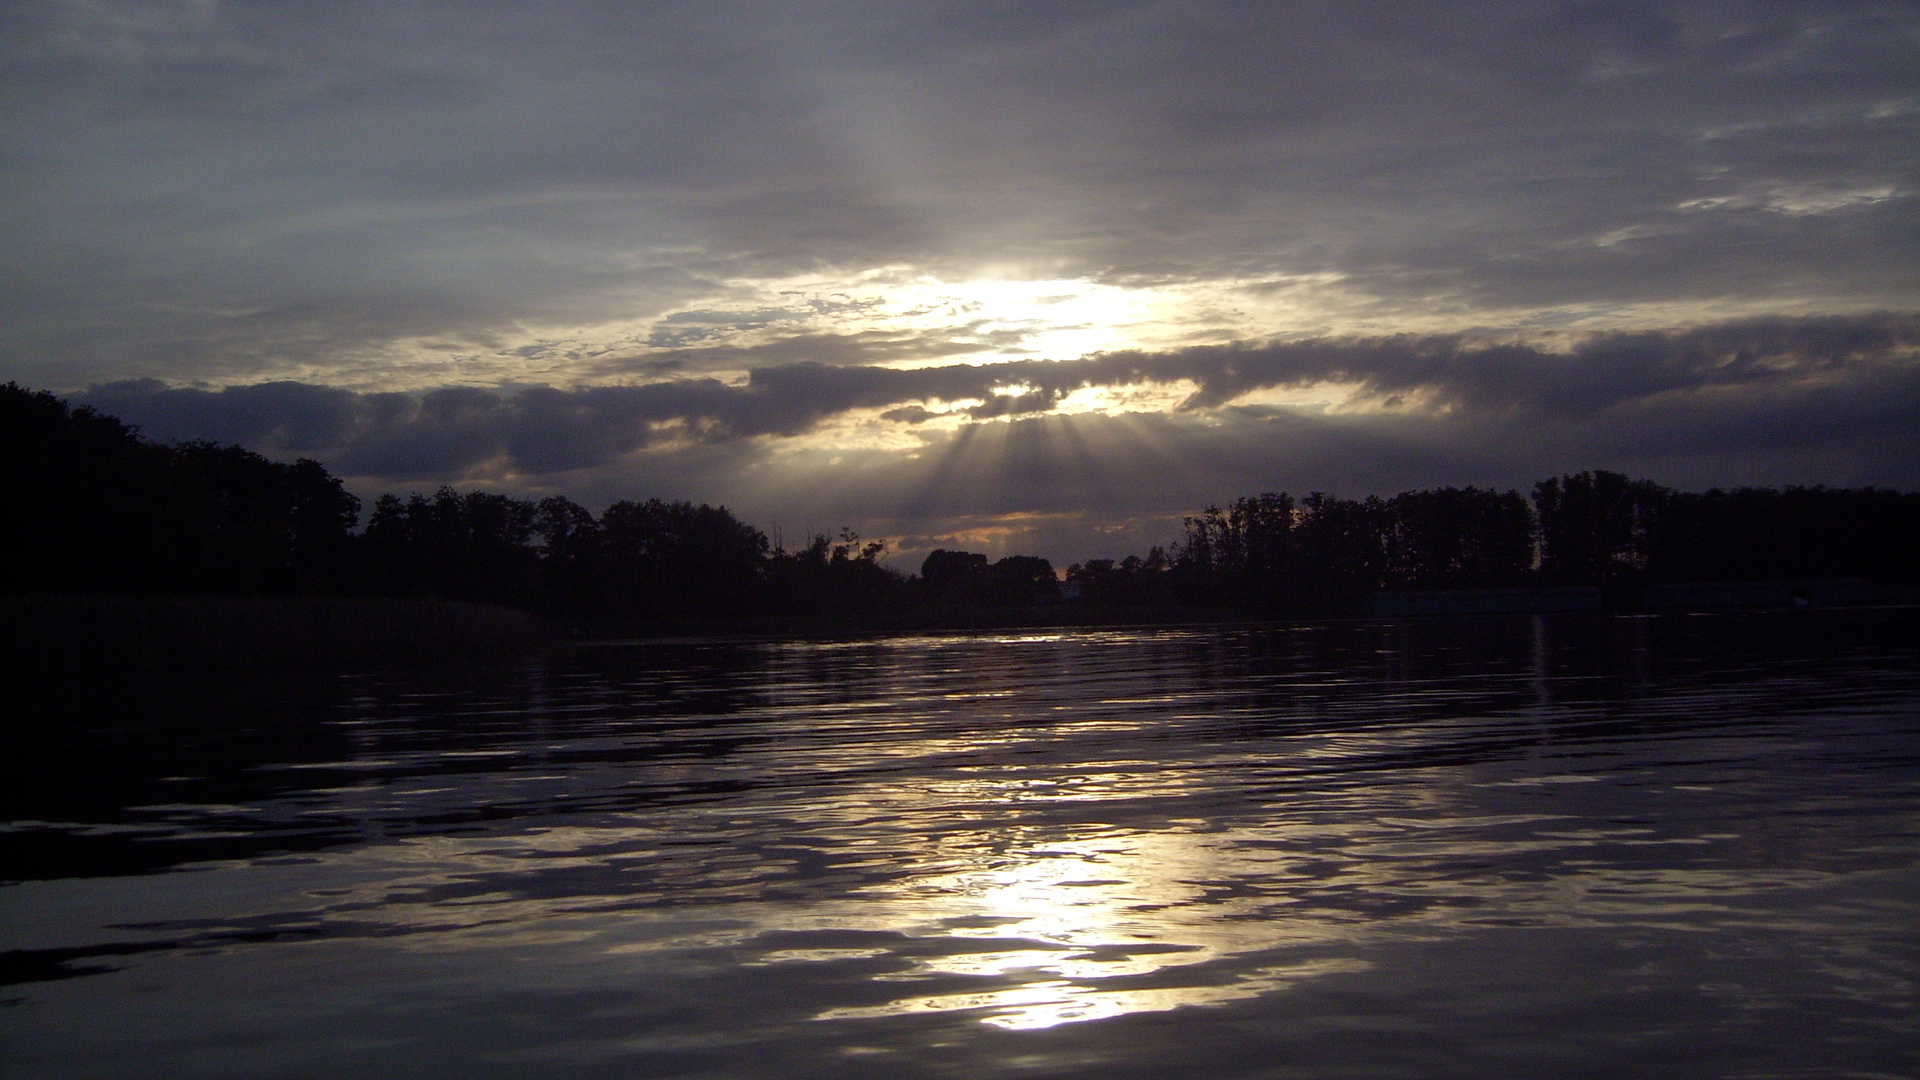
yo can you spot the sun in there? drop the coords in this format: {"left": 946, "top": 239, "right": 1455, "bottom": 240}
{"left": 866, "top": 273, "right": 1185, "bottom": 368}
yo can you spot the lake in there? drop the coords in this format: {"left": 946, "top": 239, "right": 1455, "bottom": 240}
{"left": 4, "top": 610, "right": 1918, "bottom": 1078}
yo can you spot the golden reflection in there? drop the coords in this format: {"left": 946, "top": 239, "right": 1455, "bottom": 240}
{"left": 66, "top": 630, "right": 1895, "bottom": 1041}
{"left": 808, "top": 828, "right": 1289, "bottom": 1028}
{"left": 34, "top": 781, "right": 1884, "bottom": 1035}
{"left": 820, "top": 959, "right": 1371, "bottom": 1030}
{"left": 269, "top": 795, "right": 1852, "bottom": 1026}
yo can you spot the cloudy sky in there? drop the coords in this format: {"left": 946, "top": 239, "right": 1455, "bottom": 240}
{"left": 5, "top": 0, "right": 1917, "bottom": 563}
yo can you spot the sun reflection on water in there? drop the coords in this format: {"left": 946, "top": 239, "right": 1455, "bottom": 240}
{"left": 804, "top": 824, "right": 1363, "bottom": 1029}
{"left": 14, "top": 619, "right": 1917, "bottom": 1069}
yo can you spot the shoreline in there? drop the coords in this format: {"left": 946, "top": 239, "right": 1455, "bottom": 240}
{"left": 1, "top": 595, "right": 548, "bottom": 672}
{"left": 8, "top": 591, "right": 1915, "bottom": 671}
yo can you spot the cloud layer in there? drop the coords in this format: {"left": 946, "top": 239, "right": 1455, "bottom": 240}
{"left": 79, "top": 315, "right": 1920, "bottom": 562}
{"left": 5, "top": 0, "right": 1917, "bottom": 389}
{"left": 9, "top": 1, "right": 1918, "bottom": 559}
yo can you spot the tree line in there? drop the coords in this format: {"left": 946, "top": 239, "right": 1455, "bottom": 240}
{"left": 1150, "top": 475, "right": 1919, "bottom": 615}
{"left": 2, "top": 383, "right": 905, "bottom": 626}
{"left": 7, "top": 383, "right": 1916, "bottom": 625}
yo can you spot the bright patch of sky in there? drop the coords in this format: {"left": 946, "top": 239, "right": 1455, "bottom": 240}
{"left": 8, "top": 0, "right": 1919, "bottom": 560}
{"left": 280, "top": 263, "right": 1902, "bottom": 404}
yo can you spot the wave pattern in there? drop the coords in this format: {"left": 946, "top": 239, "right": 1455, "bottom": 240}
{"left": 3, "top": 611, "right": 1918, "bottom": 1077}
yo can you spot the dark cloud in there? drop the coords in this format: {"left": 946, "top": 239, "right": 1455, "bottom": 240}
{"left": 75, "top": 314, "right": 1920, "bottom": 562}
{"left": 582, "top": 377, "right": 1919, "bottom": 566}
{"left": 1129, "top": 312, "right": 1920, "bottom": 416}
{"left": 13, "top": 1, "right": 1920, "bottom": 562}
{"left": 607, "top": 330, "right": 988, "bottom": 378}
{"left": 4, "top": 1, "right": 1916, "bottom": 386}
{"left": 880, "top": 405, "right": 939, "bottom": 425}
{"left": 81, "top": 379, "right": 366, "bottom": 450}
{"left": 85, "top": 314, "right": 1920, "bottom": 463}
{"left": 965, "top": 390, "right": 1062, "bottom": 419}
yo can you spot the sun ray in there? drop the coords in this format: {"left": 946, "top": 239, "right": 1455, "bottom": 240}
{"left": 902, "top": 420, "right": 983, "bottom": 521}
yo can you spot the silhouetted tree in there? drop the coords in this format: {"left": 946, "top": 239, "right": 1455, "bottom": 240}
{"left": 1532, "top": 471, "right": 1668, "bottom": 590}
{"left": 1385, "top": 486, "right": 1534, "bottom": 588}
{"left": 13, "top": 382, "right": 1917, "bottom": 627}
{"left": 916, "top": 549, "right": 1060, "bottom": 607}
{"left": 1173, "top": 491, "right": 1399, "bottom": 615}
{"left": 529, "top": 496, "right": 603, "bottom": 616}
{"left": 1173, "top": 493, "right": 1298, "bottom": 609}
{"left": 1291, "top": 493, "right": 1391, "bottom": 613}
{"left": 983, "top": 555, "right": 1061, "bottom": 606}
{"left": 920, "top": 549, "right": 990, "bottom": 603}
{"left": 1648, "top": 485, "right": 1920, "bottom": 584}
{"left": 2, "top": 383, "right": 359, "bottom": 596}
{"left": 596, "top": 499, "right": 768, "bottom": 619}
{"left": 168, "top": 442, "right": 362, "bottom": 594}
{"left": 1065, "top": 547, "right": 1175, "bottom": 607}
{"left": 361, "top": 488, "right": 540, "bottom": 606}
{"left": 768, "top": 530, "right": 903, "bottom": 619}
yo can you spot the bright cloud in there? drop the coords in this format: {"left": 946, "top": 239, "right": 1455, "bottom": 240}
{"left": 5, "top": 0, "right": 1918, "bottom": 560}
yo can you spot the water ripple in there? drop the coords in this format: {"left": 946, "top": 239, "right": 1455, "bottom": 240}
{"left": 3, "top": 611, "right": 1918, "bottom": 1077}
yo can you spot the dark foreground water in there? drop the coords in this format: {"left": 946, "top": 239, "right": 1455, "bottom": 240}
{"left": 4, "top": 611, "right": 1918, "bottom": 1079}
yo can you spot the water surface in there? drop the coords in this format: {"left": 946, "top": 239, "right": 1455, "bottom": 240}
{"left": 4, "top": 611, "right": 1918, "bottom": 1078}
